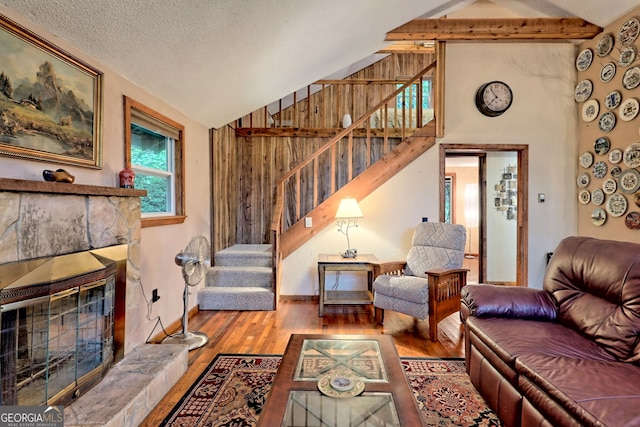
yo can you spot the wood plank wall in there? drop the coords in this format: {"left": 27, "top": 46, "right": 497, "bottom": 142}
{"left": 211, "top": 54, "right": 434, "bottom": 254}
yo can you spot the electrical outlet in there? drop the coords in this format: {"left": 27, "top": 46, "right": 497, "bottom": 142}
{"left": 422, "top": 217, "right": 429, "bottom": 222}
{"left": 152, "top": 289, "right": 160, "bottom": 303}
{"left": 305, "top": 217, "right": 313, "bottom": 228}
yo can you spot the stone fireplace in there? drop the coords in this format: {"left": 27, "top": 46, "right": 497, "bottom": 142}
{"left": 0, "top": 178, "right": 145, "bottom": 355}
{"left": 0, "top": 178, "right": 188, "bottom": 426}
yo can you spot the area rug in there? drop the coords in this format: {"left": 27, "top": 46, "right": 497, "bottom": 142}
{"left": 161, "top": 354, "right": 501, "bottom": 427}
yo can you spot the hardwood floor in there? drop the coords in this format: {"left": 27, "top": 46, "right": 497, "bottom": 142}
{"left": 140, "top": 301, "right": 465, "bottom": 426}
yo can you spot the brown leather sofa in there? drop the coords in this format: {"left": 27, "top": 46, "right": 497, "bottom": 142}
{"left": 460, "top": 236, "right": 640, "bottom": 427}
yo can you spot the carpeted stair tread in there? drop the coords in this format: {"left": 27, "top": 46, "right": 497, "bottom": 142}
{"left": 198, "top": 244, "right": 275, "bottom": 311}
{"left": 214, "top": 244, "right": 272, "bottom": 268}
{"left": 205, "top": 266, "right": 271, "bottom": 288}
{"left": 198, "top": 287, "right": 274, "bottom": 311}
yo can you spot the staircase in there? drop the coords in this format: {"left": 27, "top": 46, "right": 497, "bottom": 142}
{"left": 204, "top": 55, "right": 441, "bottom": 311}
{"left": 197, "top": 244, "right": 276, "bottom": 310}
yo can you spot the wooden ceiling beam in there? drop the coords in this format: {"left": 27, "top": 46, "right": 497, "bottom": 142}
{"left": 386, "top": 18, "right": 602, "bottom": 41}
{"left": 377, "top": 41, "right": 435, "bottom": 54}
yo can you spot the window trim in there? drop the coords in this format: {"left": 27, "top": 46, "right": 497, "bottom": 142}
{"left": 124, "top": 96, "right": 186, "bottom": 227}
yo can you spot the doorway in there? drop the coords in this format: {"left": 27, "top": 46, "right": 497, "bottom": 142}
{"left": 440, "top": 144, "right": 528, "bottom": 287}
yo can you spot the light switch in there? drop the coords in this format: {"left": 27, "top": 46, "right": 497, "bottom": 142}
{"left": 305, "top": 217, "right": 312, "bottom": 227}
{"left": 538, "top": 193, "right": 545, "bottom": 203}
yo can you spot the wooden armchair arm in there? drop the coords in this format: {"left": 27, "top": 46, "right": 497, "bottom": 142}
{"left": 426, "top": 267, "right": 469, "bottom": 341}
{"left": 370, "top": 261, "right": 407, "bottom": 279}
{"left": 425, "top": 268, "right": 469, "bottom": 277}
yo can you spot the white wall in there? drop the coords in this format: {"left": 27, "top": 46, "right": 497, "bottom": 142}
{"left": 486, "top": 152, "right": 518, "bottom": 283}
{"left": 281, "top": 41, "right": 579, "bottom": 294}
{"left": 0, "top": 6, "right": 211, "bottom": 345}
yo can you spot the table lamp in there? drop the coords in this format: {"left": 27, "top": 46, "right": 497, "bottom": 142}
{"left": 335, "top": 198, "right": 363, "bottom": 258}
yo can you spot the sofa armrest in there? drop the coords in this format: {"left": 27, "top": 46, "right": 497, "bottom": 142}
{"left": 460, "top": 284, "right": 557, "bottom": 323}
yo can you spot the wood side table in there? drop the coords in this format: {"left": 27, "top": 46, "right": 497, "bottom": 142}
{"left": 317, "top": 253, "right": 377, "bottom": 316}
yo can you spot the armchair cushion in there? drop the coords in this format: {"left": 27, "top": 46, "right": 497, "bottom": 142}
{"left": 373, "top": 275, "right": 430, "bottom": 304}
{"left": 405, "top": 222, "right": 466, "bottom": 277}
{"left": 373, "top": 275, "right": 430, "bottom": 319}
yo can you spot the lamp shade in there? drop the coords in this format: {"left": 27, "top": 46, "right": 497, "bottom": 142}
{"left": 335, "top": 198, "right": 363, "bottom": 218}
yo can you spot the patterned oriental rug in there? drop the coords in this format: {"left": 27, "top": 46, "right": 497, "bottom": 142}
{"left": 161, "top": 354, "right": 502, "bottom": 427}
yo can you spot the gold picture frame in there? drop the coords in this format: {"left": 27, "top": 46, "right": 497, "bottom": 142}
{"left": 0, "top": 15, "right": 103, "bottom": 169}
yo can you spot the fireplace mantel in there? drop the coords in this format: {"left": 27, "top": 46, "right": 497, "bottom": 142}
{"left": 0, "top": 177, "right": 147, "bottom": 197}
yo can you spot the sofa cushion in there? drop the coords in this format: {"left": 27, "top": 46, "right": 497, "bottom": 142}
{"left": 544, "top": 236, "right": 640, "bottom": 362}
{"left": 516, "top": 354, "right": 640, "bottom": 427}
{"left": 467, "top": 317, "right": 616, "bottom": 368}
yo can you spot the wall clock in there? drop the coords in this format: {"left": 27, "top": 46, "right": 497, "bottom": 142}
{"left": 475, "top": 81, "right": 513, "bottom": 117}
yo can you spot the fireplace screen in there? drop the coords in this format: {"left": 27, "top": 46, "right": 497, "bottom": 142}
{"left": 0, "top": 252, "right": 116, "bottom": 406}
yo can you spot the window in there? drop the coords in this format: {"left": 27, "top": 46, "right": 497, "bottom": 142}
{"left": 124, "top": 96, "right": 185, "bottom": 227}
{"left": 395, "top": 78, "right": 434, "bottom": 127}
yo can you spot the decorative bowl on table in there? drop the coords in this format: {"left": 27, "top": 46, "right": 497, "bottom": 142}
{"left": 317, "top": 373, "right": 364, "bottom": 398}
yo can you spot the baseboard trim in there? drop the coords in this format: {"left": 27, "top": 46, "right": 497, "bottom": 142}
{"left": 279, "top": 295, "right": 319, "bottom": 302}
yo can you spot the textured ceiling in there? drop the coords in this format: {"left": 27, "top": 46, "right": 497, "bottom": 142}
{"left": 2, "top": 0, "right": 640, "bottom": 128}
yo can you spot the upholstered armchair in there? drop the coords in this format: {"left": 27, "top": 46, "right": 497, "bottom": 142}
{"left": 372, "top": 222, "right": 468, "bottom": 341}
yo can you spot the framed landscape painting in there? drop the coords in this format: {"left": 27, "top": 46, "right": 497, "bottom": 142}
{"left": 0, "top": 15, "right": 103, "bottom": 168}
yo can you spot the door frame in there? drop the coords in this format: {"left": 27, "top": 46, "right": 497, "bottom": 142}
{"left": 440, "top": 143, "right": 529, "bottom": 287}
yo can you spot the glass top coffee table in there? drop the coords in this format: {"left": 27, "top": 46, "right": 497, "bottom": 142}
{"left": 257, "top": 334, "right": 422, "bottom": 427}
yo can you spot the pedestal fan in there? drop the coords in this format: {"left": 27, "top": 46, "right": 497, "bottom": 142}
{"left": 162, "top": 235, "right": 210, "bottom": 350}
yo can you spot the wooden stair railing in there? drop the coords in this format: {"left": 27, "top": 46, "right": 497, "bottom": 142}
{"left": 269, "top": 62, "right": 438, "bottom": 306}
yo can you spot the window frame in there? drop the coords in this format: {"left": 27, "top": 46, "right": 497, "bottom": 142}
{"left": 124, "top": 96, "right": 186, "bottom": 227}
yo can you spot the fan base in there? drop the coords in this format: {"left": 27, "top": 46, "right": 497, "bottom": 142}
{"left": 162, "top": 331, "right": 209, "bottom": 350}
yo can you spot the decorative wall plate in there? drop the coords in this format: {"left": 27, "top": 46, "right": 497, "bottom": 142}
{"left": 606, "top": 194, "right": 628, "bottom": 217}
{"left": 623, "top": 66, "right": 640, "bottom": 90}
{"left": 619, "top": 17, "right": 640, "bottom": 46}
{"left": 592, "top": 161, "right": 608, "bottom": 179}
{"left": 603, "top": 178, "right": 617, "bottom": 194}
{"left": 619, "top": 168, "right": 640, "bottom": 193}
{"left": 591, "top": 208, "right": 607, "bottom": 226}
{"left": 579, "top": 189, "right": 591, "bottom": 204}
{"left": 577, "top": 172, "right": 590, "bottom": 188}
{"left": 623, "top": 142, "right": 640, "bottom": 167}
{"left": 600, "top": 62, "right": 617, "bottom": 82}
{"left": 619, "top": 98, "right": 640, "bottom": 121}
{"left": 598, "top": 111, "right": 616, "bottom": 132}
{"left": 576, "top": 48, "right": 594, "bottom": 71}
{"left": 608, "top": 148, "right": 623, "bottom": 164}
{"left": 574, "top": 80, "right": 593, "bottom": 102}
{"left": 592, "top": 188, "right": 605, "bottom": 206}
{"left": 582, "top": 100, "right": 599, "bottom": 122}
{"left": 625, "top": 211, "right": 640, "bottom": 229}
{"left": 605, "top": 90, "right": 622, "bottom": 109}
{"left": 594, "top": 137, "right": 610, "bottom": 155}
{"left": 636, "top": 193, "right": 640, "bottom": 207}
{"left": 611, "top": 165, "right": 623, "bottom": 178}
{"left": 596, "top": 33, "right": 615, "bottom": 57}
{"left": 579, "top": 151, "right": 594, "bottom": 168}
{"left": 619, "top": 46, "right": 637, "bottom": 67}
